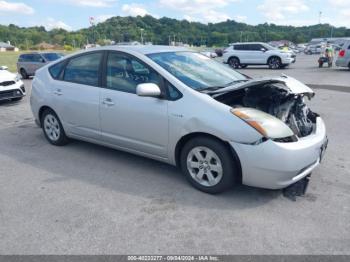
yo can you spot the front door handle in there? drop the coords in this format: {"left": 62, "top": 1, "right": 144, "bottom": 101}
{"left": 102, "top": 98, "right": 115, "bottom": 106}
{"left": 53, "top": 89, "right": 63, "bottom": 96}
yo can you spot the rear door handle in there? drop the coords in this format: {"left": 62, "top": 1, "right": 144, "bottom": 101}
{"left": 102, "top": 98, "right": 115, "bottom": 106}
{"left": 53, "top": 89, "right": 63, "bottom": 96}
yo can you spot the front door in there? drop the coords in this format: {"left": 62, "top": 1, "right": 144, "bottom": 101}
{"left": 99, "top": 52, "right": 169, "bottom": 158}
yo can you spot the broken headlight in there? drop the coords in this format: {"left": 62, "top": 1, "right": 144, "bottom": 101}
{"left": 231, "top": 107, "right": 294, "bottom": 139}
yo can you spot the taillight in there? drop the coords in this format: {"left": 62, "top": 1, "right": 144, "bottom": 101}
{"left": 339, "top": 50, "right": 346, "bottom": 57}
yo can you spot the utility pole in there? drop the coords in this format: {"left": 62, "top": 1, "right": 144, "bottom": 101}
{"left": 330, "top": 26, "right": 334, "bottom": 38}
{"left": 318, "top": 11, "right": 322, "bottom": 24}
{"left": 140, "top": 28, "right": 144, "bottom": 44}
{"left": 240, "top": 31, "right": 243, "bottom": 42}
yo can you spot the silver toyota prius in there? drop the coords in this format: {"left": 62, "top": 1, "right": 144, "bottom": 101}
{"left": 30, "top": 45, "right": 328, "bottom": 194}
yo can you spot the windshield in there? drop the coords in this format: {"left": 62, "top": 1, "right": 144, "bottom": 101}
{"left": 263, "top": 43, "right": 277, "bottom": 50}
{"left": 147, "top": 51, "right": 247, "bottom": 90}
{"left": 42, "top": 53, "right": 61, "bottom": 61}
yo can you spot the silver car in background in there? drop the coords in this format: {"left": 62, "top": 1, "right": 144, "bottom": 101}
{"left": 30, "top": 46, "right": 328, "bottom": 194}
{"left": 336, "top": 40, "right": 350, "bottom": 70}
{"left": 17, "top": 52, "right": 63, "bottom": 79}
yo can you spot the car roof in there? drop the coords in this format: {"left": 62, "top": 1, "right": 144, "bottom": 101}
{"left": 231, "top": 42, "right": 266, "bottom": 45}
{"left": 86, "top": 45, "right": 190, "bottom": 55}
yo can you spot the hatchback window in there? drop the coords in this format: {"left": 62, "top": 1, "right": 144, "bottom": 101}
{"left": 106, "top": 52, "right": 161, "bottom": 94}
{"left": 63, "top": 52, "right": 102, "bottom": 86}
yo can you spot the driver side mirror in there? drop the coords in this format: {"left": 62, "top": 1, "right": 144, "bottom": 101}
{"left": 136, "top": 83, "right": 161, "bottom": 98}
{"left": 261, "top": 48, "right": 267, "bottom": 52}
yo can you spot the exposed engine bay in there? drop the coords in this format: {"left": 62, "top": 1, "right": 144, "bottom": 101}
{"left": 212, "top": 82, "right": 319, "bottom": 139}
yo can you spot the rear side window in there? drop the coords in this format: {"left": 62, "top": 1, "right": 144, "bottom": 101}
{"left": 234, "top": 44, "right": 247, "bottom": 51}
{"left": 49, "top": 61, "right": 66, "bottom": 79}
{"left": 63, "top": 52, "right": 102, "bottom": 86}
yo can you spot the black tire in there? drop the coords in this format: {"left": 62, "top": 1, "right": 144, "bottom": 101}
{"left": 11, "top": 97, "right": 23, "bottom": 102}
{"left": 20, "top": 68, "right": 28, "bottom": 79}
{"left": 240, "top": 65, "right": 248, "bottom": 69}
{"left": 41, "top": 109, "right": 69, "bottom": 146}
{"left": 348, "top": 63, "right": 350, "bottom": 71}
{"left": 268, "top": 57, "right": 282, "bottom": 69}
{"left": 180, "top": 136, "right": 238, "bottom": 194}
{"left": 228, "top": 57, "right": 241, "bottom": 69}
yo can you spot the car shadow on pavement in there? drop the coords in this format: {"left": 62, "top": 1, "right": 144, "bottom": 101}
{"left": 0, "top": 123, "right": 282, "bottom": 210}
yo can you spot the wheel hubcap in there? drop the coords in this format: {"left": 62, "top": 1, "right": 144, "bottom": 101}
{"left": 270, "top": 58, "right": 280, "bottom": 69}
{"left": 187, "top": 146, "right": 223, "bottom": 187}
{"left": 44, "top": 114, "right": 60, "bottom": 141}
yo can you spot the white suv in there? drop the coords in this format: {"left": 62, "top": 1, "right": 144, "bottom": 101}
{"left": 223, "top": 42, "right": 296, "bottom": 69}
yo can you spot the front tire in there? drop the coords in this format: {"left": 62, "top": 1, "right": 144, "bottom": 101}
{"left": 20, "top": 68, "right": 28, "bottom": 79}
{"left": 180, "top": 137, "right": 238, "bottom": 194}
{"left": 268, "top": 57, "right": 282, "bottom": 69}
{"left": 41, "top": 109, "right": 69, "bottom": 146}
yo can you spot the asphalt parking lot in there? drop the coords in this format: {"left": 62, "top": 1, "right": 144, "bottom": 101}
{"left": 0, "top": 55, "right": 350, "bottom": 254}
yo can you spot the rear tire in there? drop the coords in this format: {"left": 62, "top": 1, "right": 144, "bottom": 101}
{"left": 228, "top": 57, "right": 241, "bottom": 69}
{"left": 20, "top": 68, "right": 28, "bottom": 79}
{"left": 41, "top": 109, "right": 69, "bottom": 146}
{"left": 180, "top": 136, "right": 238, "bottom": 194}
{"left": 240, "top": 65, "right": 248, "bottom": 69}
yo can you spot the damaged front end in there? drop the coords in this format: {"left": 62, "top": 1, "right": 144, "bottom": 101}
{"left": 205, "top": 75, "right": 325, "bottom": 198}
{"left": 207, "top": 75, "right": 318, "bottom": 141}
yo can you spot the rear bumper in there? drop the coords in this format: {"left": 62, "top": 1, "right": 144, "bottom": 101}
{"left": 230, "top": 117, "right": 327, "bottom": 189}
{"left": 336, "top": 58, "right": 349, "bottom": 67}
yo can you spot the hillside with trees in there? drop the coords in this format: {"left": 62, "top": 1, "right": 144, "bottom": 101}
{"left": 1, "top": 15, "right": 349, "bottom": 49}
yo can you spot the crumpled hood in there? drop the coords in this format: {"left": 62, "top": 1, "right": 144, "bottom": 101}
{"left": 0, "top": 69, "right": 16, "bottom": 82}
{"left": 208, "top": 75, "right": 314, "bottom": 96}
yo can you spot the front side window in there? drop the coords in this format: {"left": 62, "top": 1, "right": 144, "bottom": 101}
{"left": 42, "top": 53, "right": 61, "bottom": 61}
{"left": 63, "top": 52, "right": 102, "bottom": 86}
{"left": 32, "top": 54, "right": 43, "bottom": 63}
{"left": 106, "top": 52, "right": 161, "bottom": 94}
{"left": 148, "top": 52, "right": 246, "bottom": 91}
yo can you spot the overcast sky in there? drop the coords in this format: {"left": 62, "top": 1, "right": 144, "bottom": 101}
{"left": 0, "top": 0, "right": 349, "bottom": 31}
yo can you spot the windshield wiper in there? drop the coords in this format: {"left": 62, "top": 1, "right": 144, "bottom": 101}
{"left": 200, "top": 79, "right": 249, "bottom": 92}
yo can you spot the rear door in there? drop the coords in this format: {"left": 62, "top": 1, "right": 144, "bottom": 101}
{"left": 99, "top": 51, "right": 169, "bottom": 158}
{"left": 51, "top": 51, "right": 103, "bottom": 139}
{"left": 233, "top": 44, "right": 250, "bottom": 64}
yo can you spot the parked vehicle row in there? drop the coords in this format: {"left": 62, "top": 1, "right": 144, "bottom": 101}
{"left": 222, "top": 42, "right": 296, "bottom": 69}
{"left": 30, "top": 45, "right": 328, "bottom": 194}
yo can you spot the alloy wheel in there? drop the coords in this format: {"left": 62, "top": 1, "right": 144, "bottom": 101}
{"left": 43, "top": 114, "right": 61, "bottom": 142}
{"left": 186, "top": 146, "right": 223, "bottom": 187}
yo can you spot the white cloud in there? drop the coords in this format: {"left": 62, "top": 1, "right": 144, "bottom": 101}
{"left": 122, "top": 4, "right": 149, "bottom": 17}
{"left": 44, "top": 18, "right": 72, "bottom": 31}
{"left": 96, "top": 14, "right": 114, "bottom": 23}
{"left": 234, "top": 15, "right": 247, "bottom": 23}
{"left": 0, "top": 0, "right": 34, "bottom": 15}
{"left": 159, "top": 0, "right": 238, "bottom": 23}
{"left": 257, "top": 0, "right": 309, "bottom": 21}
{"left": 65, "top": 0, "right": 116, "bottom": 7}
{"left": 328, "top": 0, "right": 350, "bottom": 27}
